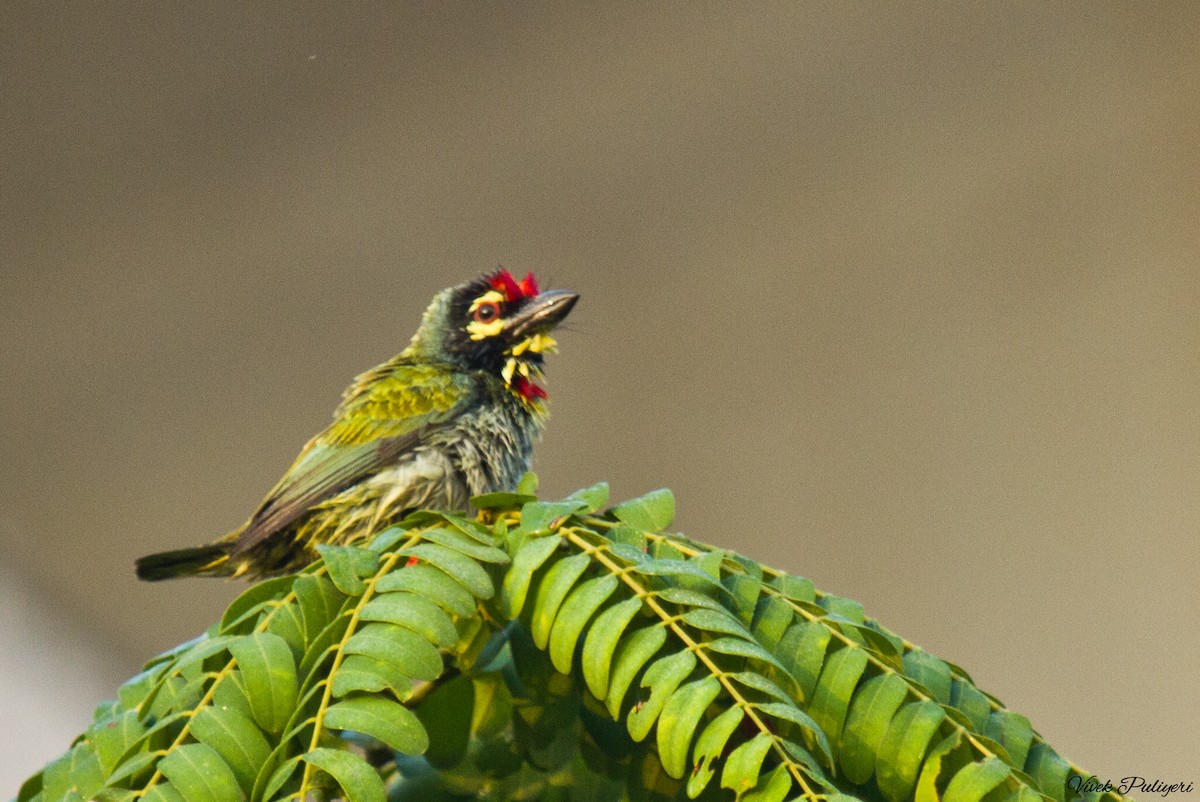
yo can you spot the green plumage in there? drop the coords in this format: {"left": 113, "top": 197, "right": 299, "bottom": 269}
{"left": 136, "top": 271, "right": 577, "bottom": 580}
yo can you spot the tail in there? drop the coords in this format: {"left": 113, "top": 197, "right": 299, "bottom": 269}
{"left": 135, "top": 544, "right": 232, "bottom": 581}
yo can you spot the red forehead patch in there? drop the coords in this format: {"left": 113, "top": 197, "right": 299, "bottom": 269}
{"left": 490, "top": 269, "right": 540, "bottom": 302}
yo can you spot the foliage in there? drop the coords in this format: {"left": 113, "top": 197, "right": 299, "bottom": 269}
{"left": 16, "top": 477, "right": 1128, "bottom": 802}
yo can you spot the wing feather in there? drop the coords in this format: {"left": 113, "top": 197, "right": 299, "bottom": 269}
{"left": 231, "top": 363, "right": 474, "bottom": 554}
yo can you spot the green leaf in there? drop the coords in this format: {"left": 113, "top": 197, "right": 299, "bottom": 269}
{"left": 470, "top": 672, "right": 516, "bottom": 740}
{"left": 983, "top": 709, "right": 1034, "bottom": 770}
{"left": 703, "top": 636, "right": 787, "bottom": 672}
{"left": 417, "top": 526, "right": 510, "bottom": 563}
{"left": 549, "top": 574, "right": 620, "bottom": 673}
{"left": 42, "top": 742, "right": 104, "bottom": 801}
{"left": 413, "top": 674, "right": 474, "bottom": 768}
{"left": 470, "top": 491, "right": 537, "bottom": 510}
{"left": 297, "top": 614, "right": 351, "bottom": 679}
{"left": 358, "top": 591, "right": 458, "bottom": 648}
{"left": 228, "top": 632, "right": 298, "bottom": 735}
{"left": 656, "top": 675, "right": 721, "bottom": 778}
{"left": 755, "top": 701, "right": 832, "bottom": 765}
{"left": 265, "top": 600, "right": 306, "bottom": 656}
{"left": 15, "top": 769, "right": 42, "bottom": 802}
{"left": 431, "top": 511, "right": 499, "bottom": 546}
{"left": 140, "top": 785, "right": 186, "bottom": 802}
{"left": 819, "top": 594, "right": 865, "bottom": 622}
{"left": 654, "top": 585, "right": 727, "bottom": 613}
{"left": 257, "top": 754, "right": 302, "bottom": 801}
{"left": 132, "top": 710, "right": 187, "bottom": 754}
{"left": 627, "top": 649, "right": 697, "bottom": 742}
{"left": 943, "top": 756, "right": 1014, "bottom": 802}
{"left": 188, "top": 707, "right": 271, "bottom": 795}
{"left": 635, "top": 559, "right": 727, "bottom": 595}
{"left": 607, "top": 540, "right": 649, "bottom": 564}
{"left": 171, "top": 635, "right": 236, "bottom": 674}
{"left": 728, "top": 671, "right": 794, "bottom": 704}
{"left": 942, "top": 703, "right": 981, "bottom": 732}
{"left": 500, "top": 534, "right": 562, "bottom": 618}
{"left": 117, "top": 664, "right": 168, "bottom": 711}
{"left": 832, "top": 620, "right": 904, "bottom": 667}
{"left": 436, "top": 511, "right": 501, "bottom": 547}
{"left": 691, "top": 548, "right": 725, "bottom": 580}
{"left": 950, "top": 677, "right": 994, "bottom": 731}
{"left": 681, "top": 607, "right": 750, "bottom": 638}
{"left": 316, "top": 544, "right": 379, "bottom": 595}
{"left": 915, "top": 731, "right": 971, "bottom": 802}
{"left": 632, "top": 748, "right": 680, "bottom": 800}
{"left": 751, "top": 594, "right": 795, "bottom": 644}
{"left": 219, "top": 576, "right": 294, "bottom": 631}
{"left": 331, "top": 653, "right": 416, "bottom": 699}
{"left": 530, "top": 551, "right": 592, "bottom": 649}
{"left": 770, "top": 573, "right": 816, "bottom": 602}
{"left": 93, "top": 789, "right": 141, "bottom": 802}
{"left": 608, "top": 523, "right": 647, "bottom": 551}
{"left": 342, "top": 621, "right": 444, "bottom": 682}
{"left": 15, "top": 480, "right": 1129, "bottom": 802}
{"left": 1003, "top": 787, "right": 1049, "bottom": 802}
{"left": 582, "top": 596, "right": 645, "bottom": 699}
{"left": 1024, "top": 742, "right": 1072, "bottom": 802}
{"left": 145, "top": 676, "right": 196, "bottom": 719}
{"left": 687, "top": 704, "right": 744, "bottom": 797}
{"left": 397, "top": 542, "right": 494, "bottom": 599}
{"left": 723, "top": 573, "right": 761, "bottom": 625}
{"left": 520, "top": 499, "right": 587, "bottom": 533}
{"left": 324, "top": 694, "right": 430, "bottom": 754}
{"left": 808, "top": 644, "right": 870, "bottom": 750}
{"left": 365, "top": 524, "right": 408, "bottom": 551}
{"left": 295, "top": 574, "right": 347, "bottom": 639}
{"left": 564, "top": 481, "right": 611, "bottom": 512}
{"left": 89, "top": 709, "right": 147, "bottom": 773}
{"left": 375, "top": 563, "right": 477, "bottom": 617}
{"left": 775, "top": 621, "right": 832, "bottom": 703}
{"left": 612, "top": 488, "right": 675, "bottom": 532}
{"left": 605, "top": 624, "right": 668, "bottom": 719}
{"left": 742, "top": 764, "right": 793, "bottom": 802}
{"left": 720, "top": 731, "right": 774, "bottom": 793}
{"left": 456, "top": 617, "right": 505, "bottom": 673}
{"left": 105, "top": 749, "right": 160, "bottom": 788}
{"left": 903, "top": 648, "right": 953, "bottom": 704}
{"left": 839, "top": 671, "right": 911, "bottom": 784}
{"left": 158, "top": 742, "right": 245, "bottom": 802}
{"left": 302, "top": 748, "right": 387, "bottom": 802}
{"left": 517, "top": 471, "right": 539, "bottom": 496}
{"left": 876, "top": 700, "right": 947, "bottom": 802}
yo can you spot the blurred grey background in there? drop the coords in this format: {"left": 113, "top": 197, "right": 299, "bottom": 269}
{"left": 2, "top": 4, "right": 1197, "bottom": 795}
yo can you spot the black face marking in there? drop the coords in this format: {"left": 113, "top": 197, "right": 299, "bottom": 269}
{"left": 442, "top": 278, "right": 525, "bottom": 374}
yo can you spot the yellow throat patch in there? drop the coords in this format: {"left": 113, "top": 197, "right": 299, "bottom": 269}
{"left": 502, "top": 332, "right": 557, "bottom": 387}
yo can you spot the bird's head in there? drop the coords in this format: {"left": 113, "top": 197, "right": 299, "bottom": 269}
{"left": 408, "top": 269, "right": 578, "bottom": 405}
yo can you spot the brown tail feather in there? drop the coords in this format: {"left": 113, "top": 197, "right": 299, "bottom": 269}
{"left": 135, "top": 544, "right": 231, "bottom": 581}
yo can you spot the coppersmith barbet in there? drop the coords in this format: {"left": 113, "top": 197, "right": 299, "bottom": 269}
{"left": 136, "top": 269, "right": 576, "bottom": 581}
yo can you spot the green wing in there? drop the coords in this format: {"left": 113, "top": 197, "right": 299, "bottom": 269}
{"left": 231, "top": 362, "right": 474, "bottom": 555}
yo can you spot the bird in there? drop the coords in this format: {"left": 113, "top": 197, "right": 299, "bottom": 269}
{"left": 136, "top": 269, "right": 577, "bottom": 581}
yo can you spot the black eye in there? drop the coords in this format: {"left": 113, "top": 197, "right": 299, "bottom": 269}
{"left": 473, "top": 301, "right": 500, "bottom": 323}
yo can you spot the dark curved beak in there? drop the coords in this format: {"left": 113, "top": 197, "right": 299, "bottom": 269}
{"left": 509, "top": 289, "right": 578, "bottom": 337}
